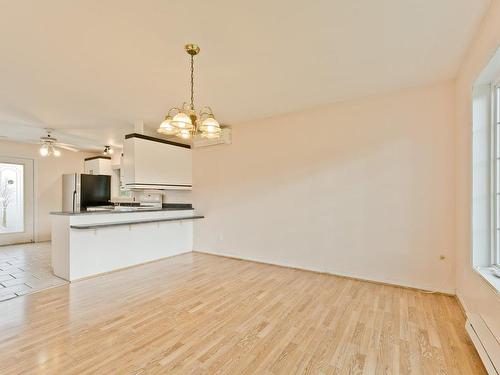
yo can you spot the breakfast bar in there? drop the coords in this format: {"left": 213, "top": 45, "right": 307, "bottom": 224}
{"left": 50, "top": 205, "right": 203, "bottom": 281}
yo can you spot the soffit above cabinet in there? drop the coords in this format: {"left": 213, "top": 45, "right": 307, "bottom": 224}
{"left": 122, "top": 134, "right": 192, "bottom": 190}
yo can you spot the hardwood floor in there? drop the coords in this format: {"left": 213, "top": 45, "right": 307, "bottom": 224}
{"left": 0, "top": 250, "right": 485, "bottom": 374}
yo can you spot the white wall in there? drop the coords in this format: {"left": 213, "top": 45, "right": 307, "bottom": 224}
{"left": 455, "top": 0, "right": 500, "bottom": 340}
{"left": 0, "top": 139, "right": 95, "bottom": 241}
{"left": 193, "top": 81, "right": 456, "bottom": 293}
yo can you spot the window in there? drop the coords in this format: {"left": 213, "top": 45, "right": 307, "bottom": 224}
{"left": 472, "top": 48, "right": 500, "bottom": 291}
{"left": 494, "top": 84, "right": 500, "bottom": 267}
{"left": 0, "top": 163, "right": 24, "bottom": 234}
{"left": 0, "top": 157, "right": 34, "bottom": 246}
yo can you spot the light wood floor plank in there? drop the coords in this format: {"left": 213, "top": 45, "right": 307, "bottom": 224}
{"left": 0, "top": 250, "right": 486, "bottom": 374}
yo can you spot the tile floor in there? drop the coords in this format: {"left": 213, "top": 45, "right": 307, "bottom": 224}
{"left": 0, "top": 242, "right": 67, "bottom": 302}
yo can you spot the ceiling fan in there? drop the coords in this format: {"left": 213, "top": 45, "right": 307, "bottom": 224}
{"left": 38, "top": 128, "right": 79, "bottom": 157}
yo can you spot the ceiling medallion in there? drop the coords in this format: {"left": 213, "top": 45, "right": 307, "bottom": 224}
{"left": 157, "top": 44, "right": 221, "bottom": 140}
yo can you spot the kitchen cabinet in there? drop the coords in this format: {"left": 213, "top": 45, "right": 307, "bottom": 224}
{"left": 122, "top": 133, "right": 192, "bottom": 190}
{"left": 84, "top": 156, "right": 112, "bottom": 176}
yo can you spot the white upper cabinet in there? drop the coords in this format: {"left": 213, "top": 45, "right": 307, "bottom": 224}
{"left": 122, "top": 134, "right": 192, "bottom": 190}
{"left": 84, "top": 156, "right": 112, "bottom": 176}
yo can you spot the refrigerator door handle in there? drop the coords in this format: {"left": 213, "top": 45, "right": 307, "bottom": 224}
{"left": 72, "top": 190, "right": 77, "bottom": 212}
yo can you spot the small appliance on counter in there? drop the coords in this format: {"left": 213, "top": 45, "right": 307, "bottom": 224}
{"left": 62, "top": 173, "right": 111, "bottom": 211}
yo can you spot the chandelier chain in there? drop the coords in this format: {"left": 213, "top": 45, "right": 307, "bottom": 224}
{"left": 190, "top": 54, "right": 195, "bottom": 110}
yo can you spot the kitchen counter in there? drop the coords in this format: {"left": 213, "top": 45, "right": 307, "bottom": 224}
{"left": 50, "top": 203, "right": 193, "bottom": 215}
{"left": 50, "top": 206, "right": 200, "bottom": 281}
{"left": 69, "top": 215, "right": 204, "bottom": 230}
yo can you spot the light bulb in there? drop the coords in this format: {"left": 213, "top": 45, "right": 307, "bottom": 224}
{"left": 53, "top": 148, "right": 61, "bottom": 157}
{"left": 177, "top": 129, "right": 191, "bottom": 139}
{"left": 39, "top": 144, "right": 49, "bottom": 156}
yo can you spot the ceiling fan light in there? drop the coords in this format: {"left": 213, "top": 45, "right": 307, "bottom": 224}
{"left": 53, "top": 148, "right": 61, "bottom": 157}
{"left": 103, "top": 145, "right": 113, "bottom": 155}
{"left": 39, "top": 144, "right": 49, "bottom": 156}
{"left": 171, "top": 112, "right": 193, "bottom": 130}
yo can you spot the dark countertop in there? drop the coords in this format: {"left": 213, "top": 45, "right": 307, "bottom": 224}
{"left": 70, "top": 215, "right": 204, "bottom": 229}
{"left": 51, "top": 203, "right": 194, "bottom": 216}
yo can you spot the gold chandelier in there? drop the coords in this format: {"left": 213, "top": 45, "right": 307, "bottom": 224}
{"left": 157, "top": 44, "right": 221, "bottom": 140}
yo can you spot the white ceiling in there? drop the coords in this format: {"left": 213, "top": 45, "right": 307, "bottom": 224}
{"left": 0, "top": 0, "right": 491, "bottom": 150}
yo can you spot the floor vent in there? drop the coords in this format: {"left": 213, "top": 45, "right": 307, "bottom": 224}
{"left": 465, "top": 314, "right": 500, "bottom": 375}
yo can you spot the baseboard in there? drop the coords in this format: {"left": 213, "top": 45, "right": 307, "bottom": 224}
{"left": 456, "top": 291, "right": 469, "bottom": 319}
{"left": 194, "top": 250, "right": 456, "bottom": 295}
{"left": 465, "top": 314, "right": 500, "bottom": 374}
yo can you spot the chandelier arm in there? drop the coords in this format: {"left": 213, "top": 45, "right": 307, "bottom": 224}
{"left": 180, "top": 102, "right": 191, "bottom": 111}
{"left": 198, "top": 112, "right": 209, "bottom": 120}
{"left": 199, "top": 106, "right": 214, "bottom": 116}
{"left": 167, "top": 107, "right": 180, "bottom": 117}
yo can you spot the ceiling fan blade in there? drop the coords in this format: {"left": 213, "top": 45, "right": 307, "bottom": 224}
{"left": 57, "top": 141, "right": 77, "bottom": 147}
{"left": 24, "top": 139, "right": 43, "bottom": 145}
{"left": 56, "top": 144, "right": 79, "bottom": 152}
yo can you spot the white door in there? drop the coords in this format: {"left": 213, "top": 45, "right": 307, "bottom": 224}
{"left": 0, "top": 157, "right": 34, "bottom": 245}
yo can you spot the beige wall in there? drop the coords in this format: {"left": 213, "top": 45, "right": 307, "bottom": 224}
{"left": 193, "top": 81, "right": 456, "bottom": 293}
{"left": 455, "top": 1, "right": 500, "bottom": 339}
{"left": 0, "top": 139, "right": 95, "bottom": 241}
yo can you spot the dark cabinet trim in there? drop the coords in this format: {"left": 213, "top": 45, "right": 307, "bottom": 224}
{"left": 84, "top": 156, "right": 112, "bottom": 161}
{"left": 125, "top": 133, "right": 191, "bottom": 149}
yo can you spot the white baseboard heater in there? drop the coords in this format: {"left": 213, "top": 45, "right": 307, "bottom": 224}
{"left": 465, "top": 314, "right": 500, "bottom": 374}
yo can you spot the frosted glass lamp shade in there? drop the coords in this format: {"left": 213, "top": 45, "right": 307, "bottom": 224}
{"left": 39, "top": 144, "right": 49, "bottom": 156}
{"left": 199, "top": 116, "right": 221, "bottom": 134}
{"left": 158, "top": 116, "right": 178, "bottom": 135}
{"left": 171, "top": 112, "right": 194, "bottom": 130}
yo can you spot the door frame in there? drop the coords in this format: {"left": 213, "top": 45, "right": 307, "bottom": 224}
{"left": 0, "top": 156, "right": 34, "bottom": 245}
